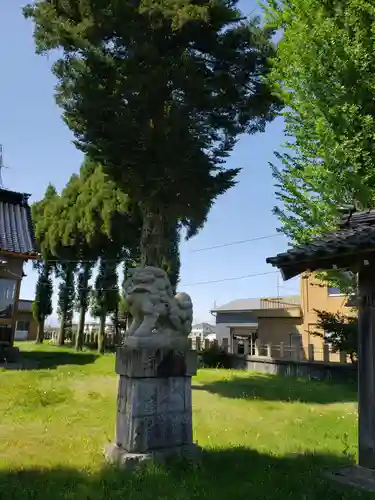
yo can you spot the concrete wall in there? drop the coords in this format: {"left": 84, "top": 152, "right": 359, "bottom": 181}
{"left": 257, "top": 316, "right": 304, "bottom": 359}
{"left": 228, "top": 354, "right": 356, "bottom": 383}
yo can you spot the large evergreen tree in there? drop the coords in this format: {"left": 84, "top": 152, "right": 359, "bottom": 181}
{"left": 25, "top": 0, "right": 279, "bottom": 267}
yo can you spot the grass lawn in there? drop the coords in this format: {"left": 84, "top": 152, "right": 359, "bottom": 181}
{"left": 0, "top": 342, "right": 370, "bottom": 499}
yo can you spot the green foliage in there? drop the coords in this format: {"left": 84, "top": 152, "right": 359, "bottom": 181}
{"left": 264, "top": 0, "right": 375, "bottom": 288}
{"left": 91, "top": 258, "right": 119, "bottom": 352}
{"left": 161, "top": 223, "right": 180, "bottom": 293}
{"left": 312, "top": 309, "right": 357, "bottom": 364}
{"left": 91, "top": 259, "right": 119, "bottom": 319}
{"left": 25, "top": 0, "right": 279, "bottom": 266}
{"left": 32, "top": 261, "right": 53, "bottom": 321}
{"left": 76, "top": 262, "right": 93, "bottom": 313}
{"left": 201, "top": 343, "right": 232, "bottom": 369}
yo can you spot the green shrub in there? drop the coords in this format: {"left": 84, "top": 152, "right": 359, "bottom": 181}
{"left": 200, "top": 344, "right": 232, "bottom": 369}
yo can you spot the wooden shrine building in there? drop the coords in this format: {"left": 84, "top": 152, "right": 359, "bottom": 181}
{"left": 267, "top": 207, "right": 375, "bottom": 491}
{"left": 0, "top": 189, "right": 38, "bottom": 351}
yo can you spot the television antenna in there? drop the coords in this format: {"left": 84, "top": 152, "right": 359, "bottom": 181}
{"left": 0, "top": 145, "right": 9, "bottom": 188}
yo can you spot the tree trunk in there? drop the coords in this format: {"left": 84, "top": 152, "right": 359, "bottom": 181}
{"left": 76, "top": 307, "right": 86, "bottom": 351}
{"left": 35, "top": 317, "right": 45, "bottom": 344}
{"left": 57, "top": 316, "right": 65, "bottom": 346}
{"left": 98, "top": 312, "right": 107, "bottom": 354}
{"left": 113, "top": 305, "right": 120, "bottom": 346}
{"left": 140, "top": 204, "right": 169, "bottom": 268}
{"left": 76, "top": 264, "right": 91, "bottom": 351}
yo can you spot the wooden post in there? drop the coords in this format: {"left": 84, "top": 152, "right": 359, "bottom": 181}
{"left": 308, "top": 344, "right": 315, "bottom": 361}
{"left": 323, "top": 344, "right": 330, "bottom": 363}
{"left": 339, "top": 351, "right": 347, "bottom": 364}
{"left": 188, "top": 338, "right": 192, "bottom": 349}
{"left": 204, "top": 338, "right": 210, "bottom": 350}
{"left": 357, "top": 269, "right": 375, "bottom": 469}
{"left": 196, "top": 337, "right": 201, "bottom": 352}
{"left": 243, "top": 339, "right": 249, "bottom": 355}
{"left": 254, "top": 339, "right": 260, "bottom": 357}
{"left": 266, "top": 343, "right": 272, "bottom": 358}
{"left": 222, "top": 338, "right": 229, "bottom": 353}
{"left": 213, "top": 339, "right": 218, "bottom": 348}
{"left": 279, "top": 342, "right": 284, "bottom": 359}
{"left": 292, "top": 345, "right": 298, "bottom": 361}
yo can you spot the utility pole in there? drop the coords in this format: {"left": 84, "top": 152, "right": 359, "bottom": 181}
{"left": 0, "top": 145, "right": 9, "bottom": 188}
{"left": 277, "top": 274, "right": 280, "bottom": 303}
{"left": 0, "top": 145, "right": 4, "bottom": 188}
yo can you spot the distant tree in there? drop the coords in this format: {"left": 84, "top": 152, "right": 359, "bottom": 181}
{"left": 56, "top": 261, "right": 76, "bottom": 345}
{"left": 31, "top": 184, "right": 59, "bottom": 343}
{"left": 33, "top": 156, "right": 142, "bottom": 350}
{"left": 91, "top": 258, "right": 119, "bottom": 354}
{"left": 312, "top": 309, "right": 357, "bottom": 364}
{"left": 25, "top": 0, "right": 279, "bottom": 268}
{"left": 32, "top": 260, "right": 54, "bottom": 344}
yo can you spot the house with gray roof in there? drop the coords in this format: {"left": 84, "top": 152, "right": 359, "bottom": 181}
{"left": 211, "top": 295, "right": 300, "bottom": 355}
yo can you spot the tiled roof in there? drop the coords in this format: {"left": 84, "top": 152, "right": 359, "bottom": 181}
{"left": 211, "top": 298, "right": 263, "bottom": 312}
{"left": 212, "top": 296, "right": 301, "bottom": 312}
{"left": 266, "top": 209, "right": 375, "bottom": 279}
{"left": 0, "top": 189, "right": 37, "bottom": 256}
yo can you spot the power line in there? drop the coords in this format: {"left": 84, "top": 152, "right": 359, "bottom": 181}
{"left": 190, "top": 233, "right": 281, "bottom": 252}
{"left": 36, "top": 232, "right": 283, "bottom": 263}
{"left": 180, "top": 270, "right": 278, "bottom": 287}
{"left": 38, "top": 270, "right": 280, "bottom": 292}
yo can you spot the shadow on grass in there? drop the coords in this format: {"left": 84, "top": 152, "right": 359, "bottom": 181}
{"left": 0, "top": 448, "right": 368, "bottom": 500}
{"left": 14, "top": 350, "right": 99, "bottom": 370}
{"left": 194, "top": 374, "right": 357, "bottom": 404}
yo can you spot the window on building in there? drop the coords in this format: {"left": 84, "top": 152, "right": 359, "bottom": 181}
{"left": 237, "top": 341, "right": 245, "bottom": 355}
{"left": 16, "top": 321, "right": 30, "bottom": 332}
{"left": 328, "top": 286, "right": 344, "bottom": 296}
{"left": 0, "top": 278, "right": 16, "bottom": 318}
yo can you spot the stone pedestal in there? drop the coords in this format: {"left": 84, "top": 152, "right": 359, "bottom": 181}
{"left": 105, "top": 346, "right": 199, "bottom": 468}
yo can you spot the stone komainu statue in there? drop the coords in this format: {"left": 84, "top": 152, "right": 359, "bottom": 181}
{"left": 124, "top": 266, "right": 193, "bottom": 339}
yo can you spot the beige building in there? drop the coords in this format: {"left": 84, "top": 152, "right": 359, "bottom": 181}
{"left": 252, "top": 273, "right": 351, "bottom": 360}
{"left": 212, "top": 273, "right": 352, "bottom": 361}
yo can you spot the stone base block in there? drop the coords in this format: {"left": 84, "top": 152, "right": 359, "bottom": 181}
{"left": 0, "top": 345, "right": 20, "bottom": 363}
{"left": 327, "top": 465, "right": 375, "bottom": 492}
{"left": 123, "top": 334, "right": 189, "bottom": 352}
{"left": 105, "top": 442, "right": 201, "bottom": 469}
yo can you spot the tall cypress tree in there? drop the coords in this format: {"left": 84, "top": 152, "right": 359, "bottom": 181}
{"left": 25, "top": 1, "right": 279, "bottom": 267}
{"left": 32, "top": 260, "right": 53, "bottom": 344}
{"left": 56, "top": 262, "right": 76, "bottom": 345}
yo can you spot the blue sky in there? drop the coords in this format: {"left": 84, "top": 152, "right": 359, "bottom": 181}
{"left": 0, "top": 0, "right": 299, "bottom": 325}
